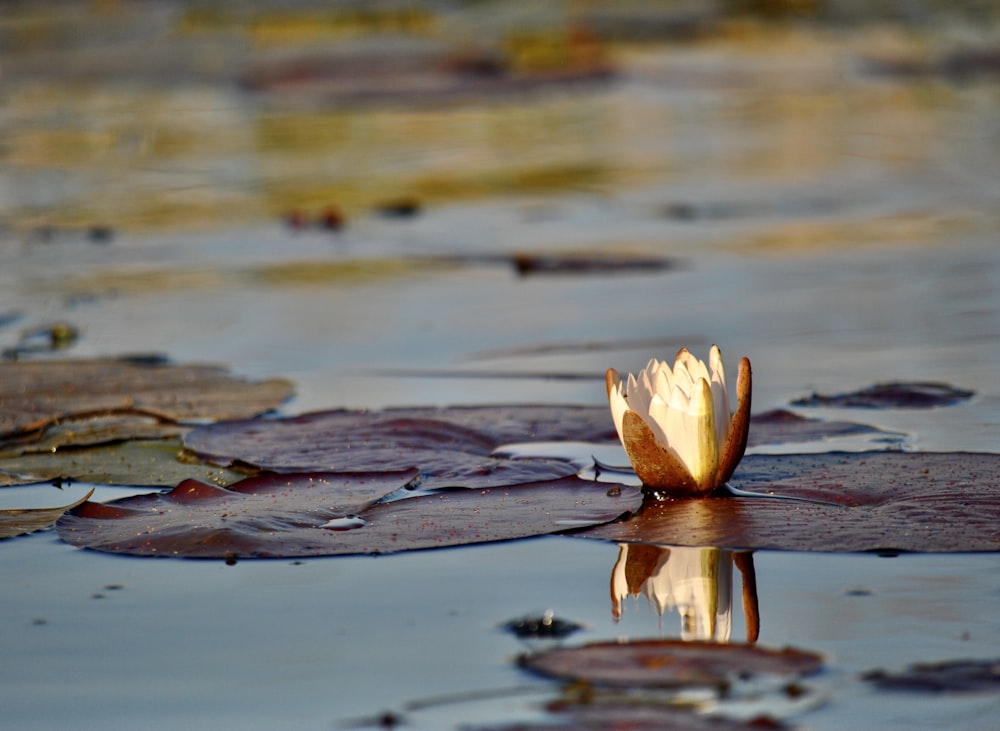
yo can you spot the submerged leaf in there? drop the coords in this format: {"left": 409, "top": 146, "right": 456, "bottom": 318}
{"left": 1, "top": 488, "right": 94, "bottom": 539}
{"left": 56, "top": 473, "right": 640, "bottom": 558}
{"left": 578, "top": 452, "right": 1000, "bottom": 553}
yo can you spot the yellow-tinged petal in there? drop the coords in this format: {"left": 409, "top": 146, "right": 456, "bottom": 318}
{"left": 716, "top": 356, "right": 752, "bottom": 486}
{"left": 709, "top": 345, "right": 730, "bottom": 447}
{"left": 689, "top": 378, "right": 720, "bottom": 491}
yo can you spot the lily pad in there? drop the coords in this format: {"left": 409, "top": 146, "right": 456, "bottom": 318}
{"left": 0, "top": 439, "right": 249, "bottom": 488}
{"left": 56, "top": 472, "right": 639, "bottom": 558}
{"left": 1, "top": 488, "right": 94, "bottom": 539}
{"left": 519, "top": 638, "right": 823, "bottom": 690}
{"left": 184, "top": 405, "right": 620, "bottom": 489}
{"left": 578, "top": 452, "right": 1000, "bottom": 553}
{"left": 0, "top": 358, "right": 293, "bottom": 452}
{"left": 471, "top": 705, "right": 788, "bottom": 731}
{"left": 183, "top": 406, "right": 898, "bottom": 490}
{"left": 791, "top": 381, "right": 974, "bottom": 409}
{"left": 863, "top": 658, "right": 1000, "bottom": 693}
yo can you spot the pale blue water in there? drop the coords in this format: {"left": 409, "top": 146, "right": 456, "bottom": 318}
{"left": 2, "top": 7, "right": 999, "bottom": 729}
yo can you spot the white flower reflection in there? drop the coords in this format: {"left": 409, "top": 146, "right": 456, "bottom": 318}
{"left": 606, "top": 346, "right": 751, "bottom": 497}
{"left": 611, "top": 544, "right": 759, "bottom": 643}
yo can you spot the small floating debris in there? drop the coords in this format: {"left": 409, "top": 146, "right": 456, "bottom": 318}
{"left": 502, "top": 610, "right": 584, "bottom": 640}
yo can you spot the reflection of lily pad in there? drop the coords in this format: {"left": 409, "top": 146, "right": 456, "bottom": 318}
{"left": 0, "top": 439, "right": 248, "bottom": 488}
{"left": 56, "top": 472, "right": 639, "bottom": 558}
{"left": 0, "top": 358, "right": 293, "bottom": 451}
{"left": 863, "top": 659, "right": 1000, "bottom": 693}
{"left": 520, "top": 639, "right": 823, "bottom": 689}
{"left": 578, "top": 452, "right": 1000, "bottom": 553}
{"left": 1, "top": 488, "right": 94, "bottom": 539}
{"left": 183, "top": 406, "right": 898, "bottom": 490}
{"left": 791, "top": 381, "right": 974, "bottom": 409}
{"left": 471, "top": 704, "right": 787, "bottom": 730}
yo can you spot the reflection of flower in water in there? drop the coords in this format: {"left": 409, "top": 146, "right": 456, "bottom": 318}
{"left": 611, "top": 544, "right": 759, "bottom": 643}
{"left": 606, "top": 346, "right": 751, "bottom": 497}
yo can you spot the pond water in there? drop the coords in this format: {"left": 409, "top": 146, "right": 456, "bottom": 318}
{"left": 2, "top": 4, "right": 999, "bottom": 729}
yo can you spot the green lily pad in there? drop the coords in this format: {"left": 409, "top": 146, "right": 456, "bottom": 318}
{"left": 0, "top": 439, "right": 249, "bottom": 488}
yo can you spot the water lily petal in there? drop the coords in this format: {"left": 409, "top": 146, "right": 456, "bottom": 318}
{"left": 716, "top": 356, "right": 752, "bottom": 486}
{"left": 620, "top": 410, "right": 703, "bottom": 495}
{"left": 645, "top": 393, "right": 674, "bottom": 448}
{"left": 605, "top": 368, "right": 629, "bottom": 446}
{"left": 709, "top": 345, "right": 731, "bottom": 447}
{"left": 689, "top": 378, "right": 720, "bottom": 491}
{"left": 671, "top": 348, "right": 695, "bottom": 398}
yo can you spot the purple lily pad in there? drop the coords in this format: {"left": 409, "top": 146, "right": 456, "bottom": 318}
{"left": 182, "top": 406, "right": 898, "bottom": 490}
{"left": 578, "top": 452, "right": 1000, "bottom": 553}
{"left": 56, "top": 472, "right": 640, "bottom": 558}
{"left": 519, "top": 639, "right": 823, "bottom": 690}
{"left": 791, "top": 381, "right": 974, "bottom": 409}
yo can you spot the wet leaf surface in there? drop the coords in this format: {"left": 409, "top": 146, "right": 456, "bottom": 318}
{"left": 791, "top": 381, "right": 974, "bottom": 409}
{"left": 862, "top": 658, "right": 1000, "bottom": 693}
{"left": 578, "top": 452, "right": 1000, "bottom": 553}
{"left": 183, "top": 406, "right": 898, "bottom": 490}
{"left": 0, "top": 358, "right": 293, "bottom": 452}
{"left": 56, "top": 473, "right": 640, "bottom": 558}
{"left": 1, "top": 488, "right": 94, "bottom": 539}
{"left": 519, "top": 639, "right": 823, "bottom": 689}
{"left": 0, "top": 439, "right": 248, "bottom": 488}
{"left": 184, "top": 405, "right": 620, "bottom": 490}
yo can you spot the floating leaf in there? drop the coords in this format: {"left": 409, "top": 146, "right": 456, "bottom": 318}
{"left": 183, "top": 406, "right": 897, "bottom": 490}
{"left": 519, "top": 639, "right": 823, "bottom": 690}
{"left": 184, "top": 406, "right": 620, "bottom": 489}
{"left": 0, "top": 439, "right": 249, "bottom": 488}
{"left": 56, "top": 473, "right": 640, "bottom": 558}
{"left": 1, "top": 488, "right": 94, "bottom": 539}
{"left": 0, "top": 358, "right": 293, "bottom": 452}
{"left": 863, "top": 659, "right": 1000, "bottom": 693}
{"left": 578, "top": 452, "right": 1000, "bottom": 553}
{"left": 791, "top": 381, "right": 974, "bottom": 409}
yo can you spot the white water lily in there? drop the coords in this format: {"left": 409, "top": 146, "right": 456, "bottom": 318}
{"left": 606, "top": 346, "right": 751, "bottom": 496}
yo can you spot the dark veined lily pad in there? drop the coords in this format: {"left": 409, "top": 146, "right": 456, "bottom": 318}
{"left": 791, "top": 381, "right": 974, "bottom": 409}
{"left": 56, "top": 472, "right": 640, "bottom": 558}
{"left": 1, "top": 488, "right": 94, "bottom": 539}
{"left": 183, "top": 406, "right": 898, "bottom": 490}
{"left": 578, "top": 452, "right": 1000, "bottom": 553}
{"left": 183, "top": 406, "right": 620, "bottom": 490}
{"left": 519, "top": 639, "right": 823, "bottom": 690}
{"left": 0, "top": 358, "right": 293, "bottom": 452}
{"left": 863, "top": 658, "right": 1000, "bottom": 693}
